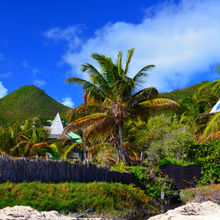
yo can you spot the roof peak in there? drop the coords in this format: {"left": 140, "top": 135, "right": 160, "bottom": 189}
{"left": 50, "top": 113, "right": 64, "bottom": 136}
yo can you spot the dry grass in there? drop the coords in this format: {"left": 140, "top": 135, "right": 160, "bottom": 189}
{"left": 180, "top": 184, "right": 220, "bottom": 204}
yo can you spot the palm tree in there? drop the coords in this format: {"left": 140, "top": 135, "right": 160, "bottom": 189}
{"left": 65, "top": 49, "right": 179, "bottom": 164}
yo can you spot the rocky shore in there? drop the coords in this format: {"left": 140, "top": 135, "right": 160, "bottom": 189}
{"left": 0, "top": 206, "right": 107, "bottom": 220}
{"left": 148, "top": 201, "right": 220, "bottom": 220}
{"left": 0, "top": 201, "right": 220, "bottom": 220}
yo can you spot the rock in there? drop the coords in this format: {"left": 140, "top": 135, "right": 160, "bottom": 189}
{"left": 0, "top": 205, "right": 106, "bottom": 220}
{"left": 148, "top": 201, "right": 220, "bottom": 220}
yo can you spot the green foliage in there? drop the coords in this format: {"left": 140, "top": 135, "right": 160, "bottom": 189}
{"left": 187, "top": 140, "right": 220, "bottom": 184}
{"left": 0, "top": 85, "right": 69, "bottom": 122}
{"left": 201, "top": 112, "right": 220, "bottom": 141}
{"left": 112, "top": 164, "right": 174, "bottom": 198}
{"left": 143, "top": 114, "right": 195, "bottom": 165}
{"left": 0, "top": 119, "right": 50, "bottom": 157}
{"left": 193, "top": 80, "right": 220, "bottom": 104}
{"left": 0, "top": 119, "right": 82, "bottom": 160}
{"left": 0, "top": 182, "right": 152, "bottom": 216}
{"left": 159, "top": 81, "right": 210, "bottom": 102}
{"left": 124, "top": 166, "right": 173, "bottom": 198}
{"left": 159, "top": 80, "right": 210, "bottom": 115}
{"left": 158, "top": 157, "right": 194, "bottom": 167}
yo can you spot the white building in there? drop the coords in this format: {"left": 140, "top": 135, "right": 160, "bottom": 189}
{"left": 210, "top": 99, "right": 220, "bottom": 113}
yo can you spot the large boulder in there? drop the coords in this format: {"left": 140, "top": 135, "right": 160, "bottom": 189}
{"left": 148, "top": 201, "right": 220, "bottom": 220}
{"left": 0, "top": 205, "right": 105, "bottom": 220}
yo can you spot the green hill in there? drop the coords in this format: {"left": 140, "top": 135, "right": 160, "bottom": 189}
{"left": 159, "top": 81, "right": 210, "bottom": 101}
{"left": 0, "top": 85, "right": 70, "bottom": 123}
{"left": 159, "top": 81, "right": 211, "bottom": 115}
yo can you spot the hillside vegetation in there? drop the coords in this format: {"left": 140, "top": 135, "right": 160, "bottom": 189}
{"left": 159, "top": 81, "right": 210, "bottom": 102}
{"left": 159, "top": 81, "right": 212, "bottom": 114}
{"left": 0, "top": 85, "right": 69, "bottom": 123}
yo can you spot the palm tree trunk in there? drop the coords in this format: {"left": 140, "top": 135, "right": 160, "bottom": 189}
{"left": 110, "top": 134, "right": 121, "bottom": 162}
{"left": 118, "top": 122, "right": 127, "bottom": 164}
{"left": 115, "top": 143, "right": 121, "bottom": 163}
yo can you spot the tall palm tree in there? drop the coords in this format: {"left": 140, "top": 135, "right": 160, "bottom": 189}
{"left": 65, "top": 49, "right": 179, "bottom": 164}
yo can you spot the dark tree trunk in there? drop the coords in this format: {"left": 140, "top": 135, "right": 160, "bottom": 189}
{"left": 115, "top": 143, "right": 121, "bottom": 163}
{"left": 118, "top": 122, "right": 127, "bottom": 164}
{"left": 110, "top": 134, "right": 121, "bottom": 162}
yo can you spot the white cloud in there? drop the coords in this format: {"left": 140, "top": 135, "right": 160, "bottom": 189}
{"left": 33, "top": 79, "right": 46, "bottom": 87}
{"left": 44, "top": 26, "right": 82, "bottom": 50}
{"left": 45, "top": 0, "right": 220, "bottom": 92}
{"left": 61, "top": 97, "right": 74, "bottom": 108}
{"left": 0, "top": 72, "right": 11, "bottom": 78}
{"left": 21, "top": 60, "right": 29, "bottom": 68}
{"left": 0, "top": 81, "right": 7, "bottom": 98}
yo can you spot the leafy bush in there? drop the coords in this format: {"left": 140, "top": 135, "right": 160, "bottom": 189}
{"left": 187, "top": 140, "right": 220, "bottom": 184}
{"left": 124, "top": 166, "right": 174, "bottom": 198}
{"left": 143, "top": 114, "right": 195, "bottom": 165}
{"left": 158, "top": 157, "right": 194, "bottom": 167}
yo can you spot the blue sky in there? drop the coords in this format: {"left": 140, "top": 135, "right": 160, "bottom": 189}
{"left": 0, "top": 0, "right": 219, "bottom": 108}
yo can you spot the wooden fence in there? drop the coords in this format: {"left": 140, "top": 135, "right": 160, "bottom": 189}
{"left": 160, "top": 164, "right": 202, "bottom": 189}
{"left": 0, "top": 156, "right": 134, "bottom": 184}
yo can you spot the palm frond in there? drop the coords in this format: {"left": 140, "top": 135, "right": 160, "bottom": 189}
{"left": 139, "top": 98, "right": 179, "bottom": 110}
{"left": 64, "top": 113, "right": 106, "bottom": 133}
{"left": 124, "top": 48, "right": 135, "bottom": 76}
{"left": 84, "top": 117, "right": 114, "bottom": 139}
{"left": 202, "top": 112, "right": 220, "bottom": 141}
{"left": 133, "top": 65, "right": 155, "bottom": 88}
{"left": 48, "top": 144, "right": 60, "bottom": 160}
{"left": 62, "top": 143, "right": 79, "bottom": 159}
{"left": 117, "top": 51, "right": 122, "bottom": 77}
{"left": 128, "top": 104, "right": 150, "bottom": 120}
{"left": 65, "top": 78, "right": 108, "bottom": 100}
{"left": 91, "top": 53, "right": 117, "bottom": 86}
{"left": 130, "top": 87, "right": 159, "bottom": 105}
{"left": 193, "top": 80, "right": 220, "bottom": 102}
{"left": 81, "top": 63, "right": 113, "bottom": 96}
{"left": 119, "top": 76, "right": 135, "bottom": 100}
{"left": 10, "top": 141, "right": 27, "bottom": 154}
{"left": 30, "top": 142, "right": 50, "bottom": 156}
{"left": 66, "top": 100, "right": 105, "bottom": 123}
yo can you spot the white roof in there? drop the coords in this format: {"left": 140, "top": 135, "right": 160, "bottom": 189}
{"left": 210, "top": 99, "right": 220, "bottom": 113}
{"left": 49, "top": 113, "right": 64, "bottom": 138}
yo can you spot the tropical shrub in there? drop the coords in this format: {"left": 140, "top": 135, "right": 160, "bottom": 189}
{"left": 0, "top": 119, "right": 80, "bottom": 160}
{"left": 158, "top": 157, "right": 194, "bottom": 167}
{"left": 124, "top": 166, "right": 174, "bottom": 198}
{"left": 187, "top": 140, "right": 220, "bottom": 184}
{"left": 141, "top": 114, "right": 195, "bottom": 166}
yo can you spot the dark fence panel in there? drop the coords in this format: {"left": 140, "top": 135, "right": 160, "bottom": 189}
{"left": 160, "top": 164, "right": 202, "bottom": 189}
{"left": 0, "top": 156, "right": 134, "bottom": 185}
